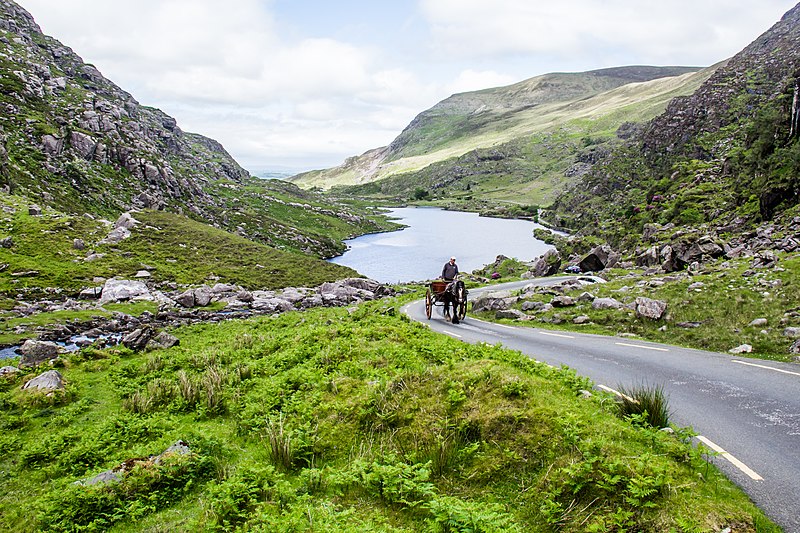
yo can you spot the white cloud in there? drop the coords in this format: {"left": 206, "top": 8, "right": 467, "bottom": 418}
{"left": 14, "top": 0, "right": 800, "bottom": 170}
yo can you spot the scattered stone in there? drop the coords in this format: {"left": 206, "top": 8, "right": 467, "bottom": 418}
{"left": 79, "top": 286, "right": 103, "bottom": 299}
{"left": 783, "top": 327, "right": 800, "bottom": 338}
{"left": 790, "top": 339, "right": 800, "bottom": 355}
{"left": 146, "top": 331, "right": 180, "bottom": 350}
{"left": 592, "top": 297, "right": 624, "bottom": 310}
{"left": 134, "top": 270, "right": 151, "bottom": 278}
{"left": 573, "top": 315, "right": 591, "bottom": 324}
{"left": 495, "top": 309, "right": 529, "bottom": 320}
{"left": 551, "top": 295, "right": 575, "bottom": 307}
{"left": 531, "top": 249, "right": 562, "bottom": 277}
{"left": 73, "top": 238, "right": 85, "bottom": 250}
{"left": 578, "top": 244, "right": 619, "bottom": 272}
{"left": 99, "top": 279, "right": 152, "bottom": 304}
{"left": 122, "top": 326, "right": 155, "bottom": 351}
{"left": 749, "top": 318, "right": 768, "bottom": 327}
{"left": 0, "top": 365, "right": 19, "bottom": 375}
{"left": 22, "top": 369, "right": 64, "bottom": 391}
{"left": 634, "top": 297, "right": 667, "bottom": 320}
{"left": 472, "top": 290, "right": 516, "bottom": 312}
{"left": 687, "top": 281, "right": 705, "bottom": 291}
{"left": 0, "top": 236, "right": 13, "bottom": 248}
{"left": 578, "top": 389, "right": 593, "bottom": 399}
{"left": 729, "top": 344, "right": 753, "bottom": 354}
{"left": 28, "top": 204, "right": 42, "bottom": 216}
{"left": 19, "top": 339, "right": 63, "bottom": 366}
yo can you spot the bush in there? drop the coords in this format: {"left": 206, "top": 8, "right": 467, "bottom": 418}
{"left": 617, "top": 383, "right": 671, "bottom": 429}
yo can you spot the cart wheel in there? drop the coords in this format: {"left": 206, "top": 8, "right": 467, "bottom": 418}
{"left": 425, "top": 289, "right": 432, "bottom": 319}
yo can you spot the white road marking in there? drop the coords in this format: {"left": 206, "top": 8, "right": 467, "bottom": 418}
{"left": 615, "top": 342, "right": 669, "bottom": 352}
{"left": 495, "top": 324, "right": 516, "bottom": 330}
{"left": 443, "top": 331, "right": 462, "bottom": 339}
{"left": 696, "top": 435, "right": 764, "bottom": 481}
{"left": 732, "top": 360, "right": 800, "bottom": 377}
{"left": 539, "top": 331, "right": 575, "bottom": 339}
{"left": 596, "top": 384, "right": 636, "bottom": 403}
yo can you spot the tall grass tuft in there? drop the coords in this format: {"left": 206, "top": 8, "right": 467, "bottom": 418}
{"left": 617, "top": 383, "right": 671, "bottom": 429}
{"left": 264, "top": 412, "right": 294, "bottom": 471}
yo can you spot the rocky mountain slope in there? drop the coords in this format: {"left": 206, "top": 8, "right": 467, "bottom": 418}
{"left": 0, "top": 0, "right": 390, "bottom": 258}
{"left": 290, "top": 66, "right": 710, "bottom": 204}
{"left": 548, "top": 2, "right": 800, "bottom": 250}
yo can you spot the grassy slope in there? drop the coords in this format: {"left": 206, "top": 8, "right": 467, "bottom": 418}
{"left": 0, "top": 296, "right": 778, "bottom": 532}
{"left": 0, "top": 195, "right": 359, "bottom": 298}
{"left": 473, "top": 252, "right": 800, "bottom": 363}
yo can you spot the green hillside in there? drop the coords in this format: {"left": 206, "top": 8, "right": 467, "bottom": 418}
{"left": 291, "top": 66, "right": 711, "bottom": 206}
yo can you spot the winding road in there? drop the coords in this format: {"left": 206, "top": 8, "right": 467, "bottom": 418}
{"left": 403, "top": 278, "right": 800, "bottom": 531}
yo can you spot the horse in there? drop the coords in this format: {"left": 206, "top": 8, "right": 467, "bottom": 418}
{"left": 442, "top": 280, "right": 467, "bottom": 324}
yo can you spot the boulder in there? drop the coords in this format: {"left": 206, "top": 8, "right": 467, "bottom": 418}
{"left": 99, "top": 279, "right": 152, "bottom": 304}
{"left": 521, "top": 301, "right": 547, "bottom": 312}
{"left": 790, "top": 339, "right": 800, "bottom": 355}
{"left": 551, "top": 295, "right": 575, "bottom": 307}
{"left": 122, "top": 326, "right": 155, "bottom": 351}
{"left": 22, "top": 369, "right": 64, "bottom": 391}
{"left": 729, "top": 344, "right": 753, "bottom": 354}
{"left": 573, "top": 315, "right": 591, "bottom": 324}
{"left": 114, "top": 212, "right": 139, "bottom": 230}
{"left": 783, "top": 327, "right": 800, "bottom": 338}
{"left": 531, "top": 249, "right": 562, "bottom": 277}
{"left": 73, "top": 238, "right": 85, "bottom": 250}
{"left": 495, "top": 309, "right": 529, "bottom": 320}
{"left": 0, "top": 365, "right": 19, "bottom": 375}
{"left": 193, "top": 286, "right": 213, "bottom": 307}
{"left": 749, "top": 318, "right": 768, "bottom": 327}
{"left": 634, "top": 297, "right": 667, "bottom": 320}
{"left": 678, "top": 235, "right": 724, "bottom": 264}
{"left": 251, "top": 297, "right": 295, "bottom": 314}
{"left": 0, "top": 236, "right": 13, "bottom": 248}
{"left": 175, "top": 289, "right": 196, "bottom": 308}
{"left": 19, "top": 339, "right": 63, "bottom": 366}
{"left": 28, "top": 204, "right": 42, "bottom": 216}
{"left": 146, "top": 331, "right": 180, "bottom": 350}
{"left": 578, "top": 244, "right": 616, "bottom": 272}
{"left": 100, "top": 225, "right": 131, "bottom": 244}
{"left": 635, "top": 246, "right": 660, "bottom": 267}
{"left": 592, "top": 297, "right": 624, "bottom": 310}
{"left": 472, "top": 290, "right": 516, "bottom": 312}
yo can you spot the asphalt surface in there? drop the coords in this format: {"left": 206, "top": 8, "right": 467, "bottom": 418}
{"left": 403, "top": 278, "right": 800, "bottom": 531}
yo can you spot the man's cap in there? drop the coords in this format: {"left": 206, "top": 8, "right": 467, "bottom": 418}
{"left": 450, "top": 256, "right": 456, "bottom": 260}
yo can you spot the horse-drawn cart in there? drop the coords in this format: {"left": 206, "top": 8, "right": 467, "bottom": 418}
{"left": 425, "top": 279, "right": 468, "bottom": 323}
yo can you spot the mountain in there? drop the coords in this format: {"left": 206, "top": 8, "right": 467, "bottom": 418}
{"left": 548, "top": 2, "right": 800, "bottom": 247}
{"left": 0, "top": 0, "right": 390, "bottom": 259}
{"left": 289, "top": 66, "right": 710, "bottom": 204}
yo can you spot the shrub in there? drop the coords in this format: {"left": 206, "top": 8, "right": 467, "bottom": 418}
{"left": 617, "top": 383, "right": 671, "bottom": 429}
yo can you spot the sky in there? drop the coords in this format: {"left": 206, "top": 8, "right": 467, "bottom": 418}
{"left": 13, "top": 0, "right": 800, "bottom": 174}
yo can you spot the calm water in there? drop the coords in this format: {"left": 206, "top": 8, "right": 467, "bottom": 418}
{"left": 329, "top": 207, "right": 553, "bottom": 283}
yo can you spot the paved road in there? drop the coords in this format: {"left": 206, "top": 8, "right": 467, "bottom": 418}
{"left": 403, "top": 278, "right": 800, "bottom": 531}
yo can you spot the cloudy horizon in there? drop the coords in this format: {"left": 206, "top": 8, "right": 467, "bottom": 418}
{"left": 13, "top": 0, "right": 800, "bottom": 175}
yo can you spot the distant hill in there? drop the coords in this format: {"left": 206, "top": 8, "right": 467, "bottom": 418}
{"left": 289, "top": 66, "right": 709, "bottom": 204}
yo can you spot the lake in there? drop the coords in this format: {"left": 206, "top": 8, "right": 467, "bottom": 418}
{"left": 329, "top": 207, "right": 553, "bottom": 283}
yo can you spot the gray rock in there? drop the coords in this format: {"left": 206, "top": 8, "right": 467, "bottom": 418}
{"left": 22, "top": 369, "right": 64, "bottom": 391}
{"left": 114, "top": 212, "right": 139, "bottom": 230}
{"left": 783, "top": 327, "right": 800, "bottom": 338}
{"left": 472, "top": 290, "right": 516, "bottom": 312}
{"left": 551, "top": 295, "right": 575, "bottom": 307}
{"left": 28, "top": 204, "right": 42, "bottom": 216}
{"left": 729, "top": 344, "right": 753, "bottom": 354}
{"left": 573, "top": 315, "right": 591, "bottom": 324}
{"left": 134, "top": 270, "right": 151, "bottom": 278}
{"left": 687, "top": 282, "right": 705, "bottom": 291}
{"left": 578, "top": 244, "right": 616, "bottom": 272}
{"left": 122, "top": 327, "right": 155, "bottom": 351}
{"left": 235, "top": 290, "right": 254, "bottom": 303}
{"left": 0, "top": 365, "right": 19, "bottom": 375}
{"left": 0, "top": 236, "right": 13, "bottom": 248}
{"left": 99, "top": 279, "right": 152, "bottom": 304}
{"left": 193, "top": 286, "right": 213, "bottom": 307}
{"left": 19, "top": 339, "right": 63, "bottom": 366}
{"left": 251, "top": 297, "right": 295, "bottom": 314}
{"left": 521, "top": 301, "right": 547, "bottom": 312}
{"left": 495, "top": 309, "right": 528, "bottom": 320}
{"left": 100, "top": 225, "right": 131, "bottom": 244}
{"left": 749, "top": 318, "right": 768, "bottom": 327}
{"left": 146, "top": 331, "right": 180, "bottom": 350}
{"left": 79, "top": 286, "right": 103, "bottom": 299}
{"left": 592, "top": 297, "right": 624, "bottom": 310}
{"left": 790, "top": 339, "right": 800, "bottom": 355}
{"left": 634, "top": 297, "right": 667, "bottom": 320}
{"left": 531, "top": 249, "right": 561, "bottom": 277}
{"left": 175, "top": 289, "right": 196, "bottom": 308}
{"left": 73, "top": 238, "right": 85, "bottom": 250}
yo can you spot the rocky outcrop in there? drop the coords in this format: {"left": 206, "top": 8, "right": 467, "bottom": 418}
{"left": 531, "top": 249, "right": 562, "bottom": 277}
{"left": 19, "top": 339, "right": 63, "bottom": 366}
{"left": 579, "top": 245, "right": 619, "bottom": 272}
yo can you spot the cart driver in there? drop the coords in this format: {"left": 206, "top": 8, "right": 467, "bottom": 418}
{"left": 441, "top": 256, "right": 459, "bottom": 282}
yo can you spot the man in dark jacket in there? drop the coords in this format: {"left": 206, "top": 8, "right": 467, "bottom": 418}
{"left": 441, "top": 256, "right": 459, "bottom": 281}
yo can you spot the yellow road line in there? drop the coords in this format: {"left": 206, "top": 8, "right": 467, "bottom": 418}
{"left": 696, "top": 435, "right": 764, "bottom": 481}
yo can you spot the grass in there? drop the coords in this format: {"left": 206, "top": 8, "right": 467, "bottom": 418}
{"left": 0, "top": 295, "right": 779, "bottom": 531}
{"left": 474, "top": 252, "right": 800, "bottom": 362}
